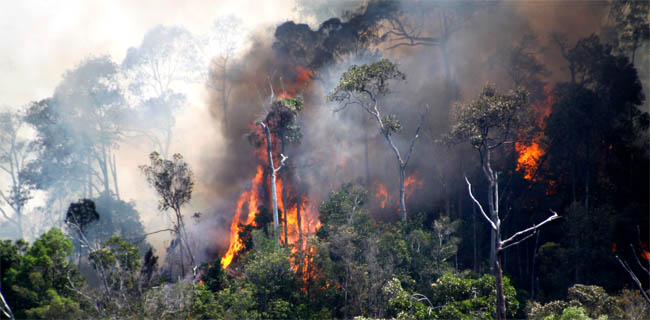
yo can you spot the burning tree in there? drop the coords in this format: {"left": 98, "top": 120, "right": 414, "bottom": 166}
{"left": 140, "top": 151, "right": 194, "bottom": 277}
{"left": 264, "top": 97, "right": 303, "bottom": 247}
{"left": 257, "top": 120, "right": 287, "bottom": 249}
{"left": 329, "top": 59, "right": 425, "bottom": 221}
{"left": 445, "top": 83, "right": 560, "bottom": 320}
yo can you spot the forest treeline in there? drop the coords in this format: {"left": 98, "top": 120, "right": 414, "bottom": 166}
{"left": 1, "top": 1, "right": 649, "bottom": 319}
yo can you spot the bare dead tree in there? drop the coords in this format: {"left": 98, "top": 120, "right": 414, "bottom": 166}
{"left": 466, "top": 176, "right": 560, "bottom": 319}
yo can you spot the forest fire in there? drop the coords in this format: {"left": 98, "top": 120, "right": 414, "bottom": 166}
{"left": 221, "top": 166, "right": 264, "bottom": 268}
{"left": 221, "top": 65, "right": 319, "bottom": 269}
{"left": 515, "top": 86, "right": 553, "bottom": 181}
{"left": 277, "top": 66, "right": 313, "bottom": 99}
{"left": 404, "top": 174, "right": 423, "bottom": 200}
{"left": 375, "top": 182, "right": 388, "bottom": 208}
{"left": 373, "top": 174, "right": 423, "bottom": 209}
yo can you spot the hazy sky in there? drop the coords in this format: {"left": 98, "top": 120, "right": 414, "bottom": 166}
{"left": 0, "top": 0, "right": 298, "bottom": 107}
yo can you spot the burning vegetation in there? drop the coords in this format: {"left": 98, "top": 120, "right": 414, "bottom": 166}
{"left": 1, "top": 1, "right": 649, "bottom": 319}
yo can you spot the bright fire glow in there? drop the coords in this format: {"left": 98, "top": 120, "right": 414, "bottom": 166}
{"left": 515, "top": 142, "right": 544, "bottom": 180}
{"left": 404, "top": 174, "right": 423, "bottom": 200}
{"left": 222, "top": 166, "right": 264, "bottom": 268}
{"left": 515, "top": 85, "right": 553, "bottom": 181}
{"left": 375, "top": 182, "right": 388, "bottom": 208}
{"left": 222, "top": 65, "right": 319, "bottom": 269}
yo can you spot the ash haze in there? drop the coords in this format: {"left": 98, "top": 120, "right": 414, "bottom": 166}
{"left": 0, "top": 2, "right": 648, "bottom": 318}
{"left": 0, "top": 0, "right": 297, "bottom": 107}
{"left": 0, "top": 0, "right": 299, "bottom": 248}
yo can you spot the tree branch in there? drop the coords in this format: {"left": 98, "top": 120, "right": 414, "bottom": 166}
{"left": 274, "top": 154, "right": 288, "bottom": 173}
{"left": 465, "top": 176, "right": 497, "bottom": 231}
{"left": 403, "top": 107, "right": 427, "bottom": 168}
{"left": 615, "top": 255, "right": 650, "bottom": 305}
{"left": 501, "top": 210, "right": 560, "bottom": 248}
{"left": 501, "top": 231, "right": 535, "bottom": 251}
{"left": 0, "top": 288, "right": 14, "bottom": 320}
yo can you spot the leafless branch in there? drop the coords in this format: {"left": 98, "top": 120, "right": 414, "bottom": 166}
{"left": 403, "top": 107, "right": 427, "bottom": 168}
{"left": 615, "top": 255, "right": 650, "bottom": 305}
{"left": 274, "top": 153, "right": 288, "bottom": 173}
{"left": 501, "top": 231, "right": 535, "bottom": 251}
{"left": 465, "top": 176, "right": 497, "bottom": 231}
{"left": 630, "top": 244, "right": 650, "bottom": 275}
{"left": 501, "top": 210, "right": 560, "bottom": 248}
{"left": 0, "top": 288, "right": 14, "bottom": 320}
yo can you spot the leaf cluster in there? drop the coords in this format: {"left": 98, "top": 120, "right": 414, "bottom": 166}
{"left": 140, "top": 151, "right": 194, "bottom": 212}
{"left": 445, "top": 83, "right": 531, "bottom": 149}
{"left": 328, "top": 58, "right": 406, "bottom": 104}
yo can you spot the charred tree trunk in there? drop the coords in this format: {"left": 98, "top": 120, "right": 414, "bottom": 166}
{"left": 297, "top": 197, "right": 303, "bottom": 248}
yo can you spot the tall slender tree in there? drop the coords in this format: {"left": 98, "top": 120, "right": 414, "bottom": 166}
{"left": 140, "top": 151, "right": 194, "bottom": 277}
{"left": 446, "top": 83, "right": 560, "bottom": 320}
{"left": 329, "top": 59, "right": 425, "bottom": 221}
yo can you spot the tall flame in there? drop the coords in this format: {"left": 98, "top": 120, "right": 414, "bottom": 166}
{"left": 516, "top": 85, "right": 553, "bottom": 181}
{"left": 222, "top": 65, "right": 319, "bottom": 269}
{"left": 222, "top": 166, "right": 264, "bottom": 268}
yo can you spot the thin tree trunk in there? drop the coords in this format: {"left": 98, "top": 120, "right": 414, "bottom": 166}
{"left": 111, "top": 153, "right": 120, "bottom": 200}
{"left": 177, "top": 214, "right": 185, "bottom": 278}
{"left": 297, "top": 197, "right": 303, "bottom": 249}
{"left": 495, "top": 248, "right": 507, "bottom": 320}
{"left": 281, "top": 138, "right": 289, "bottom": 247}
{"left": 260, "top": 122, "right": 282, "bottom": 248}
{"left": 473, "top": 203, "right": 478, "bottom": 272}
{"left": 530, "top": 230, "right": 540, "bottom": 300}
{"left": 364, "top": 128, "right": 370, "bottom": 186}
{"left": 399, "top": 166, "right": 406, "bottom": 221}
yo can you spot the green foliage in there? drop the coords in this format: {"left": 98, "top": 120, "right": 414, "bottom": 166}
{"left": 431, "top": 273, "right": 519, "bottom": 319}
{"left": 384, "top": 273, "right": 519, "bottom": 320}
{"left": 65, "top": 199, "right": 99, "bottom": 233}
{"left": 266, "top": 97, "right": 304, "bottom": 144}
{"left": 242, "top": 229, "right": 299, "bottom": 313}
{"left": 328, "top": 58, "right": 406, "bottom": 103}
{"left": 317, "top": 183, "right": 369, "bottom": 239}
{"left": 381, "top": 114, "right": 403, "bottom": 135}
{"left": 140, "top": 151, "right": 194, "bottom": 212}
{"left": 1, "top": 228, "right": 85, "bottom": 319}
{"left": 85, "top": 193, "right": 150, "bottom": 252}
{"left": 527, "top": 284, "right": 627, "bottom": 320}
{"left": 383, "top": 278, "right": 432, "bottom": 320}
{"left": 199, "top": 258, "right": 226, "bottom": 293}
{"left": 213, "top": 280, "right": 260, "bottom": 319}
{"left": 445, "top": 83, "right": 531, "bottom": 148}
{"left": 190, "top": 283, "right": 220, "bottom": 320}
{"left": 23, "top": 289, "right": 82, "bottom": 320}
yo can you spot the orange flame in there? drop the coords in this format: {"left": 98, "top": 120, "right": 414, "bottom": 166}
{"left": 222, "top": 166, "right": 264, "bottom": 268}
{"left": 640, "top": 249, "right": 650, "bottom": 261}
{"left": 515, "top": 142, "right": 544, "bottom": 180}
{"left": 375, "top": 182, "right": 389, "bottom": 209}
{"left": 221, "top": 65, "right": 319, "bottom": 270}
{"left": 516, "top": 85, "right": 553, "bottom": 181}
{"left": 404, "top": 174, "right": 423, "bottom": 200}
{"left": 277, "top": 66, "right": 312, "bottom": 98}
